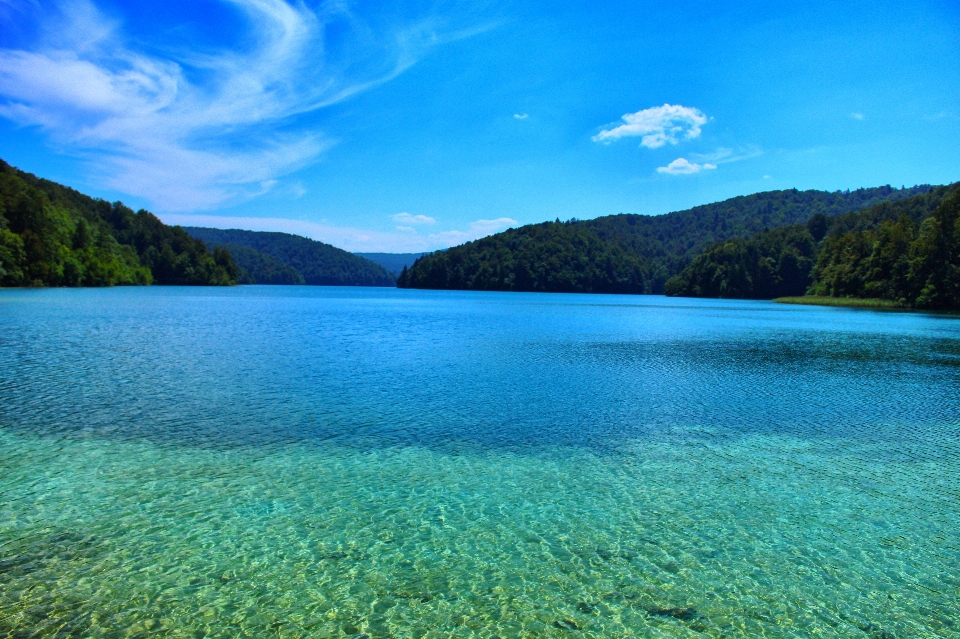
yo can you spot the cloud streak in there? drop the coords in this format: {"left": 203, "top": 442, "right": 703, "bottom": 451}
{"left": 593, "top": 103, "right": 707, "bottom": 148}
{"left": 0, "top": 0, "right": 482, "bottom": 210}
{"left": 656, "top": 158, "right": 716, "bottom": 175}
{"left": 392, "top": 212, "right": 436, "bottom": 225}
{"left": 160, "top": 214, "right": 517, "bottom": 252}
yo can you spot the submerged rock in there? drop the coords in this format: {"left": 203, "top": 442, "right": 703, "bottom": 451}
{"left": 858, "top": 622, "right": 896, "bottom": 639}
{"left": 553, "top": 619, "right": 580, "bottom": 630}
{"left": 646, "top": 606, "right": 698, "bottom": 621}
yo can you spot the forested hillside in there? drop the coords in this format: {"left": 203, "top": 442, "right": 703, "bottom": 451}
{"left": 664, "top": 183, "right": 960, "bottom": 309}
{"left": 0, "top": 160, "right": 237, "bottom": 287}
{"left": 398, "top": 186, "right": 930, "bottom": 294}
{"left": 184, "top": 228, "right": 396, "bottom": 286}
{"left": 218, "top": 243, "right": 305, "bottom": 285}
{"left": 663, "top": 224, "right": 817, "bottom": 299}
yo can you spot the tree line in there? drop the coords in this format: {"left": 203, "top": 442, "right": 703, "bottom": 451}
{"left": 183, "top": 227, "right": 396, "bottom": 287}
{"left": 664, "top": 184, "right": 960, "bottom": 309}
{"left": 0, "top": 160, "right": 237, "bottom": 287}
{"left": 398, "top": 185, "right": 932, "bottom": 294}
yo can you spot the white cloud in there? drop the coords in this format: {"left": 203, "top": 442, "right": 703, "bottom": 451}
{"left": 656, "top": 158, "right": 716, "bottom": 175}
{"left": 0, "top": 0, "right": 485, "bottom": 211}
{"left": 851, "top": 112, "right": 865, "bottom": 120}
{"left": 513, "top": 113, "right": 528, "bottom": 119}
{"left": 593, "top": 103, "right": 708, "bottom": 148}
{"left": 160, "top": 214, "right": 518, "bottom": 252}
{"left": 392, "top": 211, "right": 435, "bottom": 225}
{"left": 689, "top": 146, "right": 762, "bottom": 165}
{"left": 425, "top": 217, "right": 517, "bottom": 246}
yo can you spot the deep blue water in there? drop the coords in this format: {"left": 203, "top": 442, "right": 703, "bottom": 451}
{"left": 1, "top": 287, "right": 958, "bottom": 638}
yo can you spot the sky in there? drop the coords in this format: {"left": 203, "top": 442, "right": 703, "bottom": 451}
{"left": 1, "top": 0, "right": 959, "bottom": 252}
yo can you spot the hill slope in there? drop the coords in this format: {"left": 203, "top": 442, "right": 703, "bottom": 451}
{"left": 218, "top": 244, "right": 305, "bottom": 285}
{"left": 0, "top": 160, "right": 237, "bottom": 287}
{"left": 398, "top": 186, "right": 932, "bottom": 294}
{"left": 663, "top": 183, "right": 960, "bottom": 306}
{"left": 184, "top": 227, "right": 396, "bottom": 287}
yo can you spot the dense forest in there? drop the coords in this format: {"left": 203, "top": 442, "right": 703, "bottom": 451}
{"left": 0, "top": 160, "right": 237, "bottom": 287}
{"left": 663, "top": 224, "right": 817, "bottom": 299}
{"left": 398, "top": 186, "right": 931, "bottom": 294}
{"left": 664, "top": 183, "right": 960, "bottom": 309}
{"left": 184, "top": 228, "right": 396, "bottom": 287}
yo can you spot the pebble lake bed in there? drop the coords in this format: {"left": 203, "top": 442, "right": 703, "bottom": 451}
{"left": 1, "top": 286, "right": 958, "bottom": 638}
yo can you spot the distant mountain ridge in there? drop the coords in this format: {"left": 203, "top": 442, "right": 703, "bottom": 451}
{"left": 398, "top": 185, "right": 933, "bottom": 294}
{"left": 355, "top": 252, "right": 429, "bottom": 275}
{"left": 184, "top": 227, "right": 396, "bottom": 287}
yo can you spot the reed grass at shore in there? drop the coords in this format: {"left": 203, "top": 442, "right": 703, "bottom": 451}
{"left": 774, "top": 296, "right": 903, "bottom": 309}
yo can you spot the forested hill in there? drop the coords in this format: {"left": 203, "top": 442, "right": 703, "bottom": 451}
{"left": 397, "top": 185, "right": 931, "bottom": 294}
{"left": 664, "top": 182, "right": 960, "bottom": 308}
{"left": 184, "top": 227, "right": 396, "bottom": 287}
{"left": 0, "top": 160, "right": 237, "bottom": 287}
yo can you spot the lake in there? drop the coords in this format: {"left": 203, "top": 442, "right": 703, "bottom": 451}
{"left": 1, "top": 286, "right": 958, "bottom": 638}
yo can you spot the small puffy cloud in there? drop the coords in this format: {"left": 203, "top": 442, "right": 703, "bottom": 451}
{"left": 593, "top": 104, "right": 707, "bottom": 148}
{"left": 656, "top": 158, "right": 716, "bottom": 175}
{"left": 392, "top": 212, "right": 435, "bottom": 225}
{"left": 513, "top": 113, "right": 528, "bottom": 119}
{"left": 851, "top": 112, "right": 865, "bottom": 120}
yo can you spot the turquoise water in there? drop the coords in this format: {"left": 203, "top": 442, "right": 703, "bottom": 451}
{"left": 1, "top": 287, "right": 958, "bottom": 638}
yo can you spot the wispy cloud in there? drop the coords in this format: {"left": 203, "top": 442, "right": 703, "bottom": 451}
{"left": 593, "top": 103, "right": 707, "bottom": 148}
{"left": 851, "top": 112, "right": 865, "bottom": 120}
{"left": 392, "top": 212, "right": 436, "bottom": 225}
{"left": 160, "top": 214, "right": 517, "bottom": 252}
{"left": 656, "top": 158, "right": 716, "bottom": 175}
{"left": 689, "top": 146, "right": 763, "bottom": 166}
{"left": 513, "top": 113, "right": 528, "bottom": 119}
{"left": 0, "top": 0, "right": 486, "bottom": 210}
{"left": 426, "top": 217, "right": 517, "bottom": 246}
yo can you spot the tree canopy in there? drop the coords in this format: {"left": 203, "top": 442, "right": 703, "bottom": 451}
{"left": 665, "top": 183, "right": 960, "bottom": 309}
{"left": 0, "top": 159, "right": 237, "bottom": 287}
{"left": 398, "top": 185, "right": 931, "bottom": 294}
{"left": 184, "top": 227, "right": 396, "bottom": 287}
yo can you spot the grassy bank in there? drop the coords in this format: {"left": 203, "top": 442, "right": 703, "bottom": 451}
{"left": 774, "top": 296, "right": 904, "bottom": 309}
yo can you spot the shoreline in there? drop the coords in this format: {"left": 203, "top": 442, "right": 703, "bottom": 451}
{"left": 774, "top": 296, "right": 904, "bottom": 309}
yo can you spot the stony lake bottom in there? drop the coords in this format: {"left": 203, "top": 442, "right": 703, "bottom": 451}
{"left": 0, "top": 287, "right": 958, "bottom": 639}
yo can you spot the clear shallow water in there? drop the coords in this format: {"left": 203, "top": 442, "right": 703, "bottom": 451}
{"left": 1, "top": 287, "right": 958, "bottom": 638}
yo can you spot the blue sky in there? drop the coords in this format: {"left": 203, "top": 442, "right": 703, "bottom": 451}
{"left": 1, "top": 0, "right": 958, "bottom": 252}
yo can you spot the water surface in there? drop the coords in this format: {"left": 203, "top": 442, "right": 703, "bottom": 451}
{"left": 1, "top": 287, "right": 958, "bottom": 638}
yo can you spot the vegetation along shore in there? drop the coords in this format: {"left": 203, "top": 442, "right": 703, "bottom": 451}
{"left": 4, "top": 156, "right": 958, "bottom": 311}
